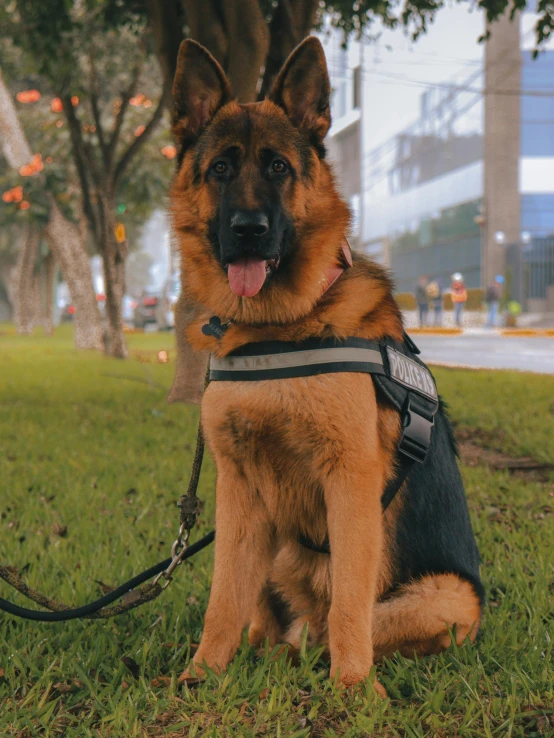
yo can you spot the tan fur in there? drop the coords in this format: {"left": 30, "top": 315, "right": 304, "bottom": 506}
{"left": 170, "top": 38, "right": 480, "bottom": 692}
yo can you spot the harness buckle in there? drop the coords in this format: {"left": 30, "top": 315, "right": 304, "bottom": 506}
{"left": 398, "top": 399, "right": 434, "bottom": 463}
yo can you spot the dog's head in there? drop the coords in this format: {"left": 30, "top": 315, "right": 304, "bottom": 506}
{"left": 170, "top": 37, "right": 350, "bottom": 324}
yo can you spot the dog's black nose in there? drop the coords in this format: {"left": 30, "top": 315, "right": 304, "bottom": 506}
{"left": 230, "top": 211, "right": 269, "bottom": 239}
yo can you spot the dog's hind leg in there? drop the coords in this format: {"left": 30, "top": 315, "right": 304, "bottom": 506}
{"left": 372, "top": 573, "right": 482, "bottom": 661}
{"left": 248, "top": 584, "right": 288, "bottom": 649}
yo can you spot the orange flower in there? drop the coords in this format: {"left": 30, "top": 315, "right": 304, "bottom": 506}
{"left": 71, "top": 95, "right": 79, "bottom": 106}
{"left": 31, "top": 153, "right": 43, "bottom": 173}
{"left": 129, "top": 93, "right": 145, "bottom": 107}
{"left": 11, "top": 186, "right": 23, "bottom": 203}
{"left": 19, "top": 154, "right": 43, "bottom": 177}
{"left": 16, "top": 89, "right": 41, "bottom": 103}
{"left": 51, "top": 97, "right": 63, "bottom": 113}
{"left": 2, "top": 186, "right": 24, "bottom": 203}
{"left": 134, "top": 125, "right": 145, "bottom": 137}
{"left": 161, "top": 145, "right": 177, "bottom": 160}
{"left": 19, "top": 201, "right": 31, "bottom": 210}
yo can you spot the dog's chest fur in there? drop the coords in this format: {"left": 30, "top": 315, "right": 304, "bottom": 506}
{"left": 202, "top": 371, "right": 380, "bottom": 540}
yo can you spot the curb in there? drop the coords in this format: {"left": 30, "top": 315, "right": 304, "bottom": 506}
{"left": 498, "top": 329, "right": 554, "bottom": 337}
{"left": 408, "top": 328, "right": 554, "bottom": 337}
{"left": 408, "top": 328, "right": 463, "bottom": 336}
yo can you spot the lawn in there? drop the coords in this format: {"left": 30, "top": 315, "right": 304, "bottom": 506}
{"left": 0, "top": 326, "right": 553, "bottom": 737}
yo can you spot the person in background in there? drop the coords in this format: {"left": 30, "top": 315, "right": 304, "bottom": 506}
{"left": 415, "top": 275, "right": 429, "bottom": 327}
{"left": 451, "top": 272, "right": 467, "bottom": 327}
{"left": 426, "top": 278, "right": 443, "bottom": 326}
{"left": 485, "top": 275, "right": 504, "bottom": 328}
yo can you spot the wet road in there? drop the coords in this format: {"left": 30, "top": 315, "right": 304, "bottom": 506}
{"left": 413, "top": 333, "right": 554, "bottom": 375}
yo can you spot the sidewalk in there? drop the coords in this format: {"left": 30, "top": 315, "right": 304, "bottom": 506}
{"left": 403, "top": 310, "right": 554, "bottom": 331}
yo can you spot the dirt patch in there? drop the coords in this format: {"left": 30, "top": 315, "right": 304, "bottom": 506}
{"left": 457, "top": 430, "right": 554, "bottom": 483}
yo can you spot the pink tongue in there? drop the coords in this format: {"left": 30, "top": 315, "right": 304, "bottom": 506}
{"left": 227, "top": 257, "right": 268, "bottom": 297}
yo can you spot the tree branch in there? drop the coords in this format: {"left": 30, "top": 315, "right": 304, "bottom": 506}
{"left": 112, "top": 83, "right": 169, "bottom": 191}
{"left": 107, "top": 63, "right": 142, "bottom": 167}
{"left": 0, "top": 67, "right": 33, "bottom": 168}
{"left": 89, "top": 51, "right": 109, "bottom": 168}
{"left": 61, "top": 94, "right": 99, "bottom": 244}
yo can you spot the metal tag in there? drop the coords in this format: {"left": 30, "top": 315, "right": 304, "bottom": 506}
{"left": 386, "top": 347, "right": 438, "bottom": 401}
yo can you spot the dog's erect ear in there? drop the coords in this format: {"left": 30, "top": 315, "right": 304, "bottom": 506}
{"left": 269, "top": 37, "right": 331, "bottom": 142}
{"left": 172, "top": 40, "right": 232, "bottom": 145}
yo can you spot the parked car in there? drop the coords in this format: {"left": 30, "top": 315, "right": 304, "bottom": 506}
{"left": 133, "top": 291, "right": 161, "bottom": 329}
{"left": 155, "top": 274, "right": 180, "bottom": 330}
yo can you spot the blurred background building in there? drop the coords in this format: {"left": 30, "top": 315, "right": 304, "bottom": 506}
{"left": 322, "top": 3, "right": 554, "bottom": 312}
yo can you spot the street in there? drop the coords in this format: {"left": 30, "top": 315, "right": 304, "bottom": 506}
{"left": 413, "top": 333, "right": 554, "bottom": 374}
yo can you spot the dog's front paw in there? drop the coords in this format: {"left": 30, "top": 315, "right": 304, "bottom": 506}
{"left": 178, "top": 662, "right": 205, "bottom": 686}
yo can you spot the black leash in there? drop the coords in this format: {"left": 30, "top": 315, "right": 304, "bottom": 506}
{"left": 0, "top": 532, "right": 214, "bottom": 622}
{"left": 0, "top": 370, "right": 213, "bottom": 623}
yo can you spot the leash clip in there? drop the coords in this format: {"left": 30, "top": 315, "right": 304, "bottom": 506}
{"left": 154, "top": 522, "right": 190, "bottom": 590}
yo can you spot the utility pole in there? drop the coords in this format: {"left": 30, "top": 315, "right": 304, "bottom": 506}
{"left": 482, "top": 12, "right": 521, "bottom": 287}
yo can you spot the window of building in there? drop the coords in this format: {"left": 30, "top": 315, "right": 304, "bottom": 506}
{"left": 521, "top": 194, "right": 554, "bottom": 235}
{"left": 353, "top": 66, "right": 361, "bottom": 110}
{"left": 521, "top": 51, "right": 554, "bottom": 156}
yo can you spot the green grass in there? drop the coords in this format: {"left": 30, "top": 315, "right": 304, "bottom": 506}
{"left": 0, "top": 326, "right": 553, "bottom": 737}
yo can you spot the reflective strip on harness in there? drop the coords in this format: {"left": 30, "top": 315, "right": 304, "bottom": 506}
{"left": 210, "top": 341, "right": 385, "bottom": 381}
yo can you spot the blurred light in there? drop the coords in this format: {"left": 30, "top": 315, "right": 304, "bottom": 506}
{"left": 45, "top": 156, "right": 53, "bottom": 164}
{"left": 143, "top": 99, "right": 152, "bottom": 108}
{"left": 521, "top": 231, "right": 531, "bottom": 244}
{"left": 55, "top": 120, "right": 64, "bottom": 128}
{"left": 117, "top": 203, "right": 126, "bottom": 214}
{"left": 19, "top": 201, "right": 31, "bottom": 210}
{"left": 134, "top": 125, "right": 145, "bottom": 137}
{"left": 71, "top": 96, "right": 79, "bottom": 106}
{"left": 129, "top": 94, "right": 145, "bottom": 107}
{"left": 51, "top": 97, "right": 63, "bottom": 113}
{"left": 494, "top": 231, "right": 505, "bottom": 244}
{"left": 157, "top": 350, "right": 169, "bottom": 364}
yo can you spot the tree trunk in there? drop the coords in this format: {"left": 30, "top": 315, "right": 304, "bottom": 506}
{"left": 43, "top": 203, "right": 104, "bottom": 350}
{"left": 167, "top": 281, "right": 208, "bottom": 404}
{"left": 98, "top": 196, "right": 128, "bottom": 358}
{"left": 101, "top": 242, "right": 128, "bottom": 359}
{"left": 0, "top": 67, "right": 103, "bottom": 350}
{"left": 43, "top": 250, "right": 55, "bottom": 336}
{"left": 14, "top": 227, "right": 40, "bottom": 334}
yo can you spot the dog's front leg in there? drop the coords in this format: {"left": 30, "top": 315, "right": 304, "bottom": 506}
{"left": 181, "top": 463, "right": 273, "bottom": 680}
{"left": 324, "top": 464, "right": 387, "bottom": 695}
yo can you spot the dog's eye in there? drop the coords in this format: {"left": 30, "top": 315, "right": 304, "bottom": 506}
{"left": 271, "top": 159, "right": 287, "bottom": 174}
{"left": 212, "top": 161, "right": 228, "bottom": 175}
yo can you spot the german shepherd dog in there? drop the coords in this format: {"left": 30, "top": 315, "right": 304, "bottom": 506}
{"left": 170, "top": 37, "right": 483, "bottom": 693}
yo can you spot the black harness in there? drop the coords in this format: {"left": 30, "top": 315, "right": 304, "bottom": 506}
{"left": 209, "top": 331, "right": 439, "bottom": 554}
